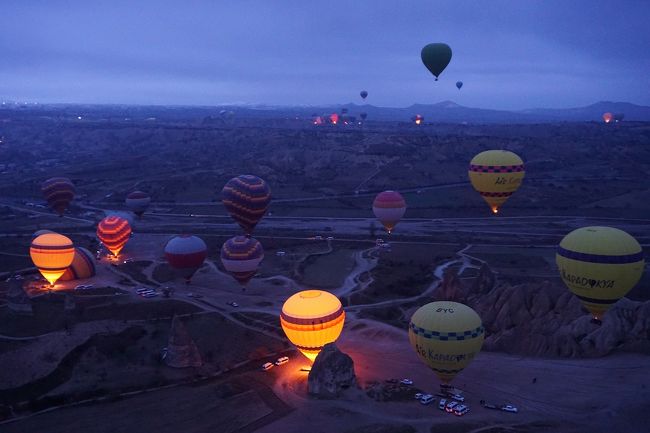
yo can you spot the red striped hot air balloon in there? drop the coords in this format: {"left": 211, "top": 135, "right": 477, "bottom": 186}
{"left": 125, "top": 191, "right": 151, "bottom": 218}
{"left": 97, "top": 216, "right": 132, "bottom": 257}
{"left": 373, "top": 190, "right": 407, "bottom": 234}
{"left": 221, "top": 175, "right": 271, "bottom": 235}
{"left": 164, "top": 235, "right": 207, "bottom": 284}
{"left": 30, "top": 233, "right": 75, "bottom": 286}
{"left": 221, "top": 235, "right": 264, "bottom": 287}
{"left": 60, "top": 247, "right": 96, "bottom": 281}
{"left": 41, "top": 177, "right": 75, "bottom": 216}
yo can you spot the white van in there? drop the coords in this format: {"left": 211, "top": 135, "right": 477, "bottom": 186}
{"left": 420, "top": 394, "right": 435, "bottom": 405}
{"left": 275, "top": 356, "right": 289, "bottom": 366}
{"left": 261, "top": 362, "right": 274, "bottom": 371}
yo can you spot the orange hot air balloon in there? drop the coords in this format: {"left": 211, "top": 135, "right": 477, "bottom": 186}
{"left": 602, "top": 112, "right": 613, "bottom": 123}
{"left": 97, "top": 215, "right": 132, "bottom": 257}
{"left": 329, "top": 113, "right": 339, "bottom": 125}
{"left": 30, "top": 233, "right": 75, "bottom": 285}
{"left": 280, "top": 290, "right": 345, "bottom": 363}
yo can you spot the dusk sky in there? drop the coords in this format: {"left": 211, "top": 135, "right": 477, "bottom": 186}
{"left": 2, "top": 0, "right": 649, "bottom": 110}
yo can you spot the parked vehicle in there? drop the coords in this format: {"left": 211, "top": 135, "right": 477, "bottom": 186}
{"left": 445, "top": 401, "right": 458, "bottom": 413}
{"left": 400, "top": 379, "right": 413, "bottom": 385}
{"left": 414, "top": 393, "right": 423, "bottom": 400}
{"left": 261, "top": 362, "right": 274, "bottom": 371}
{"left": 438, "top": 399, "right": 447, "bottom": 410}
{"left": 275, "top": 356, "right": 289, "bottom": 366}
{"left": 451, "top": 393, "right": 465, "bottom": 402}
{"left": 454, "top": 404, "right": 470, "bottom": 416}
{"left": 501, "top": 404, "right": 518, "bottom": 413}
{"left": 420, "top": 394, "right": 435, "bottom": 405}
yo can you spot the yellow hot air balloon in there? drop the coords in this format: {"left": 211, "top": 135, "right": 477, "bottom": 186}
{"left": 409, "top": 301, "right": 484, "bottom": 384}
{"left": 30, "top": 233, "right": 75, "bottom": 286}
{"left": 556, "top": 226, "right": 644, "bottom": 323}
{"left": 468, "top": 150, "right": 525, "bottom": 214}
{"left": 280, "top": 290, "right": 345, "bottom": 363}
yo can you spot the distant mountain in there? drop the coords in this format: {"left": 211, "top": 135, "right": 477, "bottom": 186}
{"left": 520, "top": 101, "right": 650, "bottom": 122}
{"left": 3, "top": 100, "right": 650, "bottom": 123}
{"left": 243, "top": 100, "right": 650, "bottom": 123}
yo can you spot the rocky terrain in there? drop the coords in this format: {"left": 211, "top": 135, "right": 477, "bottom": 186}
{"left": 434, "top": 264, "right": 650, "bottom": 357}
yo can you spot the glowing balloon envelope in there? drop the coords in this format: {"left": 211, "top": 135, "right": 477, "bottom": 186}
{"left": 373, "top": 191, "right": 406, "bottom": 234}
{"left": 30, "top": 233, "right": 75, "bottom": 285}
{"left": 556, "top": 226, "right": 644, "bottom": 322}
{"left": 468, "top": 150, "right": 525, "bottom": 214}
{"left": 221, "top": 175, "right": 271, "bottom": 235}
{"left": 281, "top": 290, "right": 345, "bottom": 362}
{"left": 421, "top": 43, "right": 452, "bottom": 81}
{"left": 220, "top": 235, "right": 264, "bottom": 286}
{"left": 602, "top": 112, "right": 613, "bottom": 123}
{"left": 409, "top": 301, "right": 484, "bottom": 384}
{"left": 164, "top": 234, "right": 207, "bottom": 283}
{"left": 97, "top": 215, "right": 132, "bottom": 257}
{"left": 412, "top": 114, "right": 424, "bottom": 125}
{"left": 329, "top": 113, "right": 339, "bottom": 124}
{"left": 60, "top": 247, "right": 96, "bottom": 281}
{"left": 41, "top": 177, "right": 75, "bottom": 216}
{"left": 125, "top": 191, "right": 151, "bottom": 217}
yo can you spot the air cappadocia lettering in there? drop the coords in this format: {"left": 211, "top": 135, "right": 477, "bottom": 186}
{"left": 561, "top": 269, "right": 614, "bottom": 289}
{"left": 415, "top": 343, "right": 475, "bottom": 363}
{"left": 494, "top": 176, "right": 522, "bottom": 185}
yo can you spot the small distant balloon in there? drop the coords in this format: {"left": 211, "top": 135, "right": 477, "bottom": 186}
{"left": 456, "top": 81, "right": 463, "bottom": 90}
{"left": 468, "top": 150, "right": 525, "bottom": 214}
{"left": 360, "top": 112, "right": 368, "bottom": 120}
{"left": 412, "top": 114, "right": 424, "bottom": 125}
{"left": 360, "top": 90, "right": 368, "bottom": 100}
{"left": 221, "top": 175, "right": 271, "bottom": 235}
{"left": 125, "top": 191, "right": 151, "bottom": 218}
{"left": 602, "top": 112, "right": 613, "bottom": 124}
{"left": 41, "top": 177, "right": 75, "bottom": 216}
{"left": 329, "top": 113, "right": 339, "bottom": 125}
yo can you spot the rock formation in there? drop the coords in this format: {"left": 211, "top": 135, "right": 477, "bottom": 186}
{"left": 308, "top": 343, "right": 356, "bottom": 398}
{"left": 165, "top": 316, "right": 202, "bottom": 368}
{"left": 433, "top": 266, "right": 650, "bottom": 358}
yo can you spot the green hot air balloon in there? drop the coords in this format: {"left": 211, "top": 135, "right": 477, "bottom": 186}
{"left": 421, "top": 43, "right": 452, "bottom": 81}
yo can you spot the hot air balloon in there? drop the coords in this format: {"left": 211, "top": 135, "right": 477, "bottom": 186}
{"left": 60, "top": 247, "right": 96, "bottom": 281}
{"left": 556, "top": 226, "right": 644, "bottom": 324}
{"left": 373, "top": 191, "right": 406, "bottom": 234}
{"left": 412, "top": 114, "right": 424, "bottom": 125}
{"left": 602, "top": 112, "right": 613, "bottom": 123}
{"left": 220, "top": 235, "right": 264, "bottom": 287}
{"left": 164, "top": 235, "right": 207, "bottom": 284}
{"left": 329, "top": 113, "right": 339, "bottom": 124}
{"left": 125, "top": 191, "right": 151, "bottom": 217}
{"left": 41, "top": 177, "right": 75, "bottom": 216}
{"left": 280, "top": 290, "right": 345, "bottom": 363}
{"left": 360, "top": 90, "right": 368, "bottom": 100}
{"left": 32, "top": 229, "right": 54, "bottom": 240}
{"left": 456, "top": 81, "right": 463, "bottom": 90}
{"left": 409, "top": 301, "right": 484, "bottom": 384}
{"left": 341, "top": 108, "right": 349, "bottom": 115}
{"left": 313, "top": 116, "right": 323, "bottom": 125}
{"left": 613, "top": 113, "right": 624, "bottom": 122}
{"left": 30, "top": 233, "right": 75, "bottom": 286}
{"left": 468, "top": 150, "right": 525, "bottom": 214}
{"left": 221, "top": 175, "right": 271, "bottom": 235}
{"left": 421, "top": 43, "right": 452, "bottom": 81}
{"left": 97, "top": 215, "right": 132, "bottom": 257}
{"left": 360, "top": 112, "right": 368, "bottom": 121}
